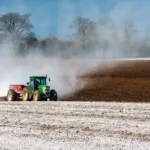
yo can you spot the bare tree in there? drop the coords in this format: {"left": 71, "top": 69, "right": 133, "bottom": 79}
{"left": 0, "top": 12, "right": 33, "bottom": 39}
{"left": 122, "top": 19, "right": 137, "bottom": 42}
{"left": 70, "top": 17, "right": 95, "bottom": 50}
{"left": 0, "top": 12, "right": 33, "bottom": 54}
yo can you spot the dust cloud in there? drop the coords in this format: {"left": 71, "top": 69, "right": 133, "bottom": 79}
{"left": 0, "top": 42, "right": 101, "bottom": 98}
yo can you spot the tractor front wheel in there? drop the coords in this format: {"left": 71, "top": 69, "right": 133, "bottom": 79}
{"left": 22, "top": 87, "right": 29, "bottom": 101}
{"left": 7, "top": 89, "right": 17, "bottom": 101}
{"left": 50, "top": 89, "right": 57, "bottom": 101}
{"left": 33, "top": 90, "right": 40, "bottom": 101}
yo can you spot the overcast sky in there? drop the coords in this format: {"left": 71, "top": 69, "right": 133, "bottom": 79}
{"left": 0, "top": 0, "right": 149, "bottom": 39}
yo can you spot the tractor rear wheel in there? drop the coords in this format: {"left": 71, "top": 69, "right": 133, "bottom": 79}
{"left": 22, "top": 87, "right": 29, "bottom": 101}
{"left": 50, "top": 89, "right": 57, "bottom": 101}
{"left": 7, "top": 89, "right": 17, "bottom": 101}
{"left": 33, "top": 90, "right": 40, "bottom": 101}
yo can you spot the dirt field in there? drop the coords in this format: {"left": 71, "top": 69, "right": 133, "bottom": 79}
{"left": 0, "top": 59, "right": 150, "bottom": 149}
{"left": 0, "top": 101, "right": 150, "bottom": 150}
{"left": 62, "top": 59, "right": 150, "bottom": 102}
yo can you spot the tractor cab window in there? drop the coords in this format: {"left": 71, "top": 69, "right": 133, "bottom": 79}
{"left": 40, "top": 78, "right": 46, "bottom": 85}
{"left": 30, "top": 78, "right": 34, "bottom": 82}
{"left": 34, "top": 78, "right": 46, "bottom": 85}
{"left": 34, "top": 79, "right": 40, "bottom": 87}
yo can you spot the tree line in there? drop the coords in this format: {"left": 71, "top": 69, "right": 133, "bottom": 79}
{"left": 0, "top": 12, "right": 150, "bottom": 58}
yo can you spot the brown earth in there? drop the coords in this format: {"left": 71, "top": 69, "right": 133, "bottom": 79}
{"left": 0, "top": 96, "right": 7, "bottom": 101}
{"left": 62, "top": 59, "right": 150, "bottom": 102}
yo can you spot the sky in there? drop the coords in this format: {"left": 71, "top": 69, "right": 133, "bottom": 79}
{"left": 0, "top": 0, "right": 150, "bottom": 39}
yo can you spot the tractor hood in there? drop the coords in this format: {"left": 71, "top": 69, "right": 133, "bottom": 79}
{"left": 38, "top": 85, "right": 50, "bottom": 93}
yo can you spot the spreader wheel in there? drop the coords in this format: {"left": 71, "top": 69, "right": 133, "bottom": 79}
{"left": 22, "top": 87, "right": 29, "bottom": 101}
{"left": 7, "top": 89, "right": 17, "bottom": 101}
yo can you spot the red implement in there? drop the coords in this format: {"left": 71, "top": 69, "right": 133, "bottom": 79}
{"left": 9, "top": 85, "right": 25, "bottom": 94}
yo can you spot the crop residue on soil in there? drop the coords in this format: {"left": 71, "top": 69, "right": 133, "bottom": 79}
{"left": 0, "top": 101, "right": 150, "bottom": 150}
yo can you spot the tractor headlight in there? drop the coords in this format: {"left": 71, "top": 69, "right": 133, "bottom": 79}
{"left": 45, "top": 88, "right": 50, "bottom": 96}
{"left": 43, "top": 87, "right": 50, "bottom": 94}
{"left": 45, "top": 88, "right": 50, "bottom": 92}
{"left": 43, "top": 87, "right": 50, "bottom": 96}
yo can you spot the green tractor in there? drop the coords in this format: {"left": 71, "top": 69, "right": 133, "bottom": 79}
{"left": 21, "top": 75, "right": 58, "bottom": 101}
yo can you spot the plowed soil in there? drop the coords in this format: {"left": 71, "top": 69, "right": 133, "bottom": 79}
{"left": 61, "top": 59, "right": 150, "bottom": 102}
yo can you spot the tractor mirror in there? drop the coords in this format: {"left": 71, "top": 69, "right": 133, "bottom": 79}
{"left": 48, "top": 78, "right": 51, "bottom": 81}
{"left": 27, "top": 82, "right": 29, "bottom": 85}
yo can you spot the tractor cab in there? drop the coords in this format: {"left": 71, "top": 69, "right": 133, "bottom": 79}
{"left": 27, "top": 76, "right": 50, "bottom": 94}
{"left": 28, "top": 76, "right": 47, "bottom": 90}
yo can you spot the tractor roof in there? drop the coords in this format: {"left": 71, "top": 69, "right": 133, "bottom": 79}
{"left": 30, "top": 76, "right": 46, "bottom": 78}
